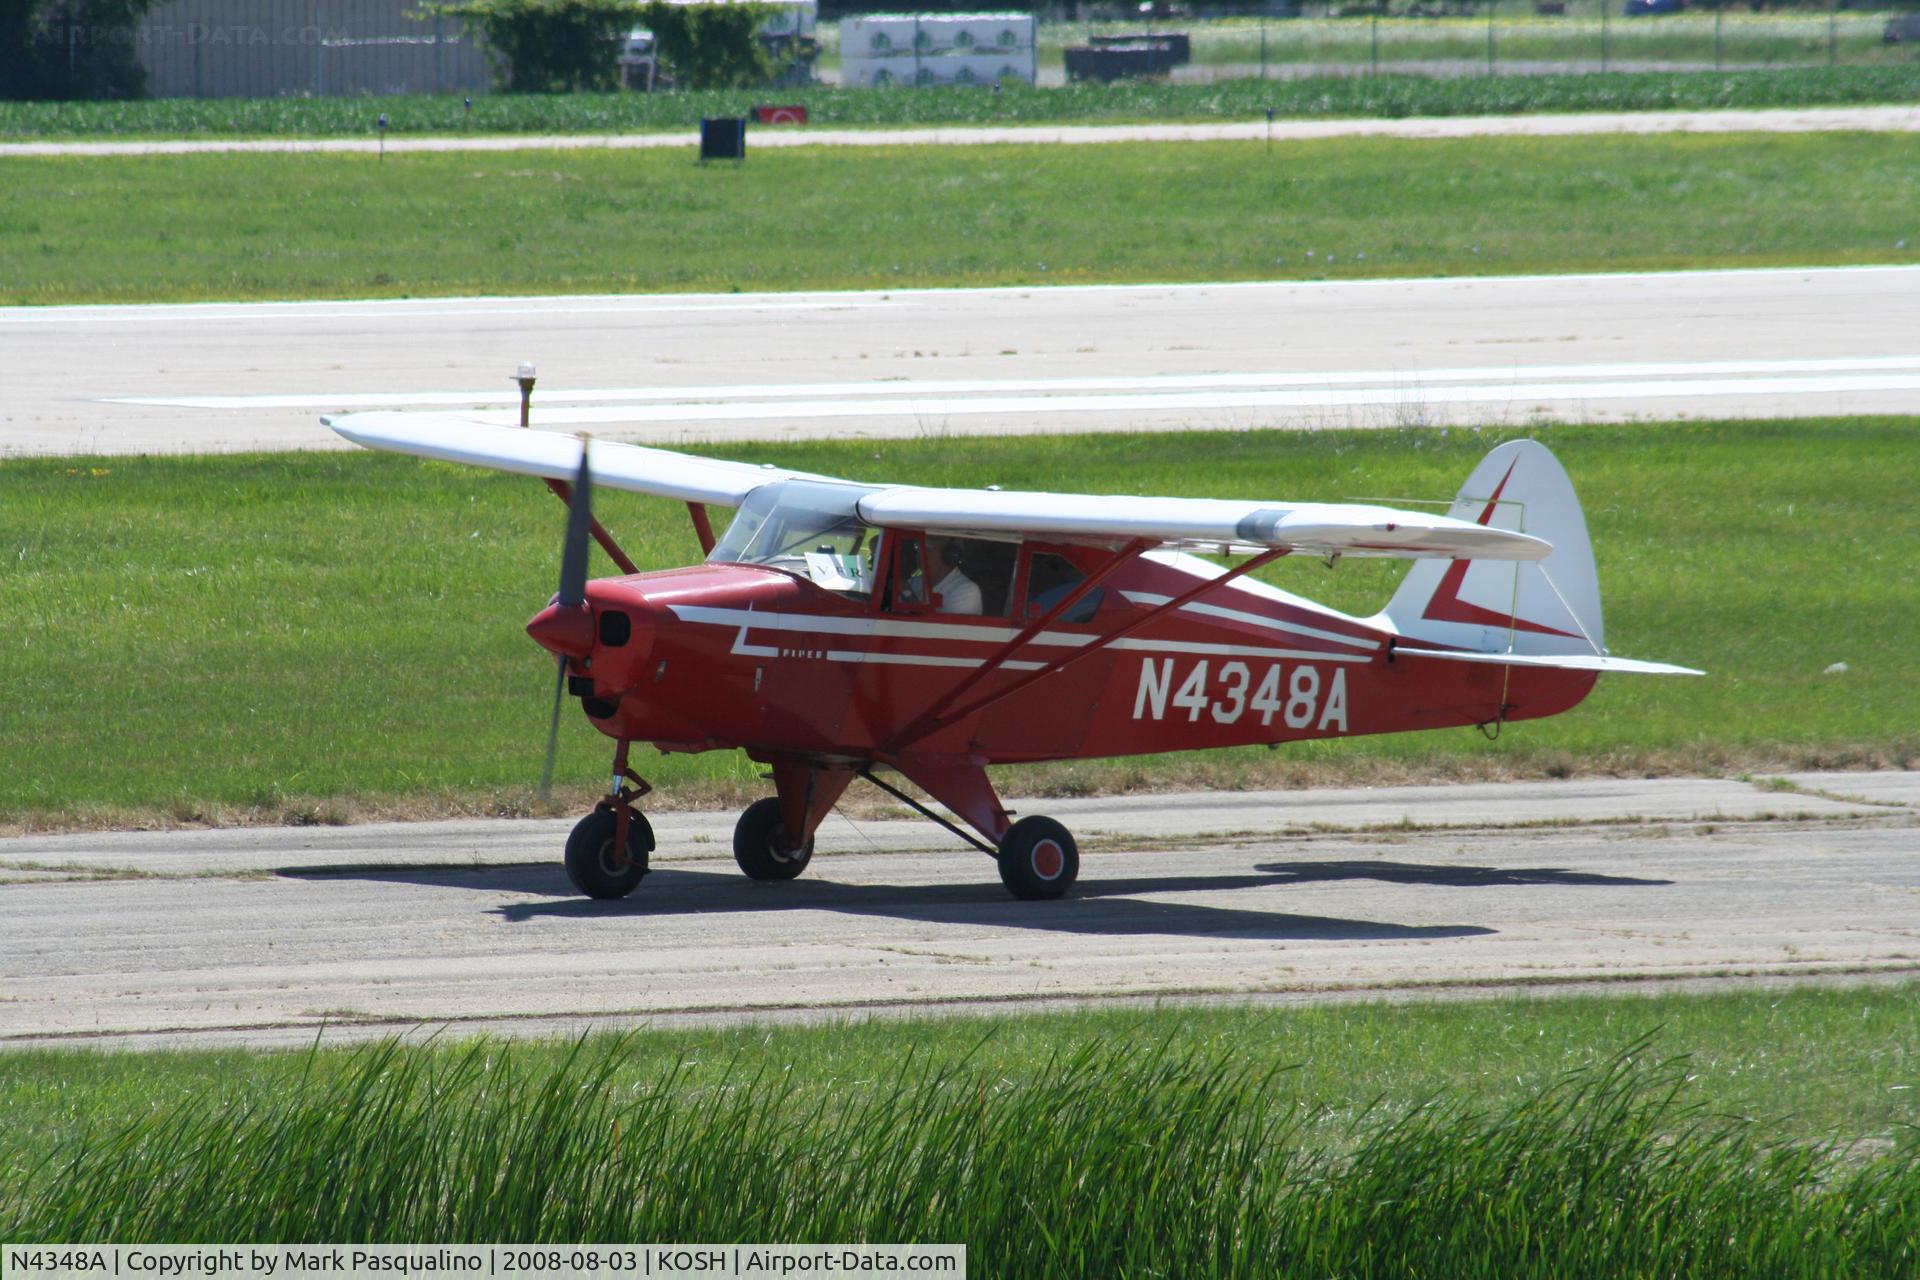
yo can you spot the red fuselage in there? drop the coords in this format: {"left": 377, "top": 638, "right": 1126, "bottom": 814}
{"left": 536, "top": 545, "right": 1596, "bottom": 768}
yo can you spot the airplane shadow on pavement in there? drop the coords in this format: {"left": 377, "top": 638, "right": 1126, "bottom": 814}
{"left": 1254, "top": 860, "right": 1672, "bottom": 888}
{"left": 267, "top": 853, "right": 1674, "bottom": 941}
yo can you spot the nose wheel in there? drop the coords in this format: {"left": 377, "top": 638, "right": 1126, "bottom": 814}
{"left": 563, "top": 739, "right": 655, "bottom": 900}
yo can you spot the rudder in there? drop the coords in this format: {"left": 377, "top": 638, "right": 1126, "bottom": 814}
{"left": 1379, "top": 440, "right": 1604, "bottom": 658}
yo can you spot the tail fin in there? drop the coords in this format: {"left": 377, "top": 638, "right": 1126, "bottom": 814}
{"left": 1382, "top": 440, "right": 1604, "bottom": 658}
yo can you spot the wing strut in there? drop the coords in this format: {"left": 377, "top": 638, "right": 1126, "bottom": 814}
{"left": 885, "top": 539, "right": 1153, "bottom": 752}
{"left": 886, "top": 546, "right": 1289, "bottom": 752}
{"left": 543, "top": 477, "right": 640, "bottom": 576}
{"left": 687, "top": 502, "right": 717, "bottom": 555}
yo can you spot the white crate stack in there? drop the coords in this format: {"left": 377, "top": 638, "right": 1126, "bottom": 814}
{"left": 840, "top": 13, "right": 1036, "bottom": 88}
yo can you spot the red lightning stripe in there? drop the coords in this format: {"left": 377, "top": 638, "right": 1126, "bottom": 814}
{"left": 1421, "top": 459, "right": 1580, "bottom": 638}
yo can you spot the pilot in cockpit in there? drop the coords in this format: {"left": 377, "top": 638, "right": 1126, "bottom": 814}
{"left": 931, "top": 538, "right": 983, "bottom": 615}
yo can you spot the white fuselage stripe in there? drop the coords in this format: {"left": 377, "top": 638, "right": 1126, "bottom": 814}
{"left": 1119, "top": 591, "right": 1379, "bottom": 651}
{"left": 673, "top": 603, "right": 1369, "bottom": 666}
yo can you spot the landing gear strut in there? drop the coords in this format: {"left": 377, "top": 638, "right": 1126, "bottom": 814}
{"left": 563, "top": 738, "right": 655, "bottom": 900}
{"left": 729, "top": 757, "right": 853, "bottom": 884}
{"left": 863, "top": 761, "right": 1082, "bottom": 900}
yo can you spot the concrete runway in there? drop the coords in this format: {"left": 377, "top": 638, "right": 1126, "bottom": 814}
{"left": 8, "top": 266, "right": 1919, "bottom": 457}
{"left": 4, "top": 772, "right": 1915, "bottom": 1051}
{"left": 6, "top": 105, "right": 1918, "bottom": 157}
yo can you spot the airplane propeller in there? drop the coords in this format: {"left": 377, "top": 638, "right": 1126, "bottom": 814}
{"left": 537, "top": 439, "right": 595, "bottom": 802}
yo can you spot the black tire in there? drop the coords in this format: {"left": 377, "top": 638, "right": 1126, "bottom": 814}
{"left": 998, "top": 816, "right": 1078, "bottom": 900}
{"left": 733, "top": 796, "right": 814, "bottom": 881}
{"left": 564, "top": 807, "right": 654, "bottom": 899}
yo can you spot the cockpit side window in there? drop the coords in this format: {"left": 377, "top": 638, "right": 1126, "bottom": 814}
{"left": 1018, "top": 549, "right": 1105, "bottom": 624}
{"left": 878, "top": 531, "right": 1016, "bottom": 618}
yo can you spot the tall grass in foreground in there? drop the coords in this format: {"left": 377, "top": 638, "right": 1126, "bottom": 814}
{"left": 6, "top": 1036, "right": 1916, "bottom": 1276}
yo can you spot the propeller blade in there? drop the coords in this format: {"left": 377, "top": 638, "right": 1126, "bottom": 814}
{"left": 557, "top": 437, "right": 593, "bottom": 608}
{"left": 538, "top": 654, "right": 566, "bottom": 803}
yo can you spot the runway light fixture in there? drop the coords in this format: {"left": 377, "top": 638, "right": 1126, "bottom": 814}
{"left": 516, "top": 361, "right": 538, "bottom": 428}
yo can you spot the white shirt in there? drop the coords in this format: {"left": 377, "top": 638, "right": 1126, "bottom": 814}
{"left": 935, "top": 567, "right": 983, "bottom": 615}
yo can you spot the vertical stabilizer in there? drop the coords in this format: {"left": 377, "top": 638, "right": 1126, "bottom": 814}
{"left": 1379, "top": 440, "right": 1604, "bottom": 657}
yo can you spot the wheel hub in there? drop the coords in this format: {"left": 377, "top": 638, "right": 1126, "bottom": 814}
{"left": 1031, "top": 838, "right": 1065, "bottom": 880}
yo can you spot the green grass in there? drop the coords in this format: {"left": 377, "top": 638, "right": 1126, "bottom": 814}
{"left": 2, "top": 421, "right": 1914, "bottom": 830}
{"left": 3, "top": 132, "right": 1919, "bottom": 305}
{"left": 3, "top": 987, "right": 1917, "bottom": 1268}
{"left": 2, "top": 65, "right": 1918, "bottom": 140}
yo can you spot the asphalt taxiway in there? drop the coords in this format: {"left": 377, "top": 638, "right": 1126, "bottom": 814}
{"left": 4, "top": 772, "right": 1914, "bottom": 1050}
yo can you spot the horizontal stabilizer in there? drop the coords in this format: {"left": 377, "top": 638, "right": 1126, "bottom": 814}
{"left": 1395, "top": 646, "right": 1703, "bottom": 676}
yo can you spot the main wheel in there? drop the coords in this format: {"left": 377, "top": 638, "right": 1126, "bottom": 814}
{"left": 998, "top": 816, "right": 1078, "bottom": 900}
{"left": 733, "top": 796, "right": 814, "bottom": 881}
{"left": 564, "top": 807, "right": 654, "bottom": 900}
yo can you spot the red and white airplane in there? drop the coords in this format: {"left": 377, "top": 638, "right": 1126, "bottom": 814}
{"left": 329, "top": 411, "right": 1697, "bottom": 901}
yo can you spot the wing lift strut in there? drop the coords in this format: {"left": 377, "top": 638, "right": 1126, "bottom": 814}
{"left": 868, "top": 541, "right": 1290, "bottom": 854}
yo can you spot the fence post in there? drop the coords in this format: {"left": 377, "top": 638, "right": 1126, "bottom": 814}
{"left": 312, "top": 1, "right": 323, "bottom": 94}
{"left": 1600, "top": 0, "right": 1609, "bottom": 73}
{"left": 1828, "top": 0, "right": 1837, "bottom": 66}
{"left": 1714, "top": 4, "right": 1722, "bottom": 71}
{"left": 1260, "top": 14, "right": 1267, "bottom": 80}
{"left": 1486, "top": 0, "right": 1495, "bottom": 75}
{"left": 1371, "top": 11, "right": 1378, "bottom": 74}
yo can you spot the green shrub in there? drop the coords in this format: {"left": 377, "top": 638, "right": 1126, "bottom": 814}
{"left": 438, "top": 0, "right": 644, "bottom": 93}
{"left": 639, "top": 0, "right": 778, "bottom": 89}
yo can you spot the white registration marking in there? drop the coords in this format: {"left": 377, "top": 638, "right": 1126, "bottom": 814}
{"left": 1133, "top": 658, "right": 1348, "bottom": 731}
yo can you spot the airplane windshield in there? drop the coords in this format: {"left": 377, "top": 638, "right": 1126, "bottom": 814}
{"left": 708, "top": 479, "right": 879, "bottom": 595}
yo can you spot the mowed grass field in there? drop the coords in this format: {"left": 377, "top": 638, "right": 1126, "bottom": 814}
{"left": 3, "top": 132, "right": 1919, "bottom": 304}
{"left": 2, "top": 420, "right": 1913, "bottom": 831}
{"left": 3, "top": 987, "right": 1916, "bottom": 1268}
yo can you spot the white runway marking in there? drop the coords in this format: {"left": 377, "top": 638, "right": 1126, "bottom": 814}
{"left": 108, "top": 355, "right": 1920, "bottom": 412}
{"left": 142, "top": 368, "right": 1920, "bottom": 429}
{"left": 0, "top": 297, "right": 879, "bottom": 327}
{"left": 4, "top": 105, "right": 1918, "bottom": 159}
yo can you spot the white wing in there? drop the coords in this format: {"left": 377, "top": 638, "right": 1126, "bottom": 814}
{"left": 857, "top": 489, "right": 1550, "bottom": 561}
{"left": 325, "top": 411, "right": 822, "bottom": 507}
{"left": 329, "top": 413, "right": 1548, "bottom": 561}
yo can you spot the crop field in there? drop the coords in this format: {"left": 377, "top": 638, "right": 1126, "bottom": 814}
{"left": 2, "top": 65, "right": 1918, "bottom": 140}
{"left": 3, "top": 419, "right": 1913, "bottom": 831}
{"left": 4, "top": 132, "right": 1920, "bottom": 305}
{"left": 2, "top": 986, "right": 1915, "bottom": 1269}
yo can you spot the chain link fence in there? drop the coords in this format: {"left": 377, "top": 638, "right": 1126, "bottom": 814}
{"left": 814, "top": 2, "right": 1919, "bottom": 84}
